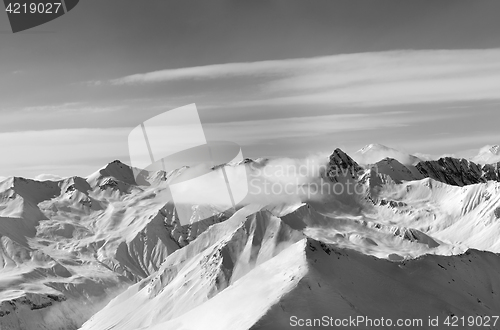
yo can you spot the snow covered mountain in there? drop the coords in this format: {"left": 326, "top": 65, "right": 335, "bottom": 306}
{"left": 352, "top": 143, "right": 422, "bottom": 166}
{"left": 416, "top": 157, "right": 500, "bottom": 186}
{"left": 1, "top": 148, "right": 500, "bottom": 330}
{"left": 363, "top": 153, "right": 500, "bottom": 187}
{"left": 0, "top": 161, "right": 231, "bottom": 329}
{"left": 472, "top": 144, "right": 500, "bottom": 164}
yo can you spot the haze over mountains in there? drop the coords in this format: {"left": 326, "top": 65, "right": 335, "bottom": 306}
{"left": 0, "top": 144, "right": 499, "bottom": 330}
{"left": 472, "top": 145, "right": 500, "bottom": 165}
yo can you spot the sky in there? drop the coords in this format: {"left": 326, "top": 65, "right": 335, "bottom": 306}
{"left": 1, "top": 0, "right": 500, "bottom": 178}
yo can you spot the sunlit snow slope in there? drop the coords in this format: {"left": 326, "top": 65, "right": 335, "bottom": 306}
{"left": 0, "top": 161, "right": 231, "bottom": 329}
{"left": 1, "top": 145, "right": 500, "bottom": 330}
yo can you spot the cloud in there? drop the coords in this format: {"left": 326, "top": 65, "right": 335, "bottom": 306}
{"left": 7, "top": 49, "right": 500, "bottom": 177}
{"left": 240, "top": 74, "right": 500, "bottom": 107}
{"left": 470, "top": 144, "right": 500, "bottom": 164}
{"left": 34, "top": 174, "right": 65, "bottom": 181}
{"left": 22, "top": 102, "right": 126, "bottom": 114}
{"left": 202, "top": 110, "right": 458, "bottom": 146}
{"left": 104, "top": 49, "right": 500, "bottom": 107}
{"left": 108, "top": 59, "right": 309, "bottom": 85}
{"left": 161, "top": 153, "right": 355, "bottom": 210}
{"left": 351, "top": 144, "right": 421, "bottom": 166}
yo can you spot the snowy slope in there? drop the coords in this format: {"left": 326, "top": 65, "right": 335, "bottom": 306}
{"left": 472, "top": 145, "right": 500, "bottom": 164}
{"left": 80, "top": 206, "right": 305, "bottom": 330}
{"left": 2, "top": 147, "right": 500, "bottom": 330}
{"left": 252, "top": 240, "right": 500, "bottom": 330}
{"left": 353, "top": 143, "right": 422, "bottom": 166}
{"left": 94, "top": 237, "right": 500, "bottom": 330}
{"left": 0, "top": 161, "right": 234, "bottom": 329}
{"left": 371, "top": 158, "right": 424, "bottom": 183}
{"left": 79, "top": 149, "right": 500, "bottom": 330}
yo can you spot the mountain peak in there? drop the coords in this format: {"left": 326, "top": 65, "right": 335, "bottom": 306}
{"left": 489, "top": 145, "right": 500, "bottom": 155}
{"left": 106, "top": 159, "right": 129, "bottom": 167}
{"left": 328, "top": 148, "right": 362, "bottom": 180}
{"left": 85, "top": 160, "right": 140, "bottom": 187}
{"left": 1, "top": 176, "right": 62, "bottom": 204}
{"left": 359, "top": 143, "right": 390, "bottom": 153}
{"left": 330, "top": 148, "right": 358, "bottom": 166}
{"left": 471, "top": 145, "right": 500, "bottom": 164}
{"left": 354, "top": 144, "right": 421, "bottom": 166}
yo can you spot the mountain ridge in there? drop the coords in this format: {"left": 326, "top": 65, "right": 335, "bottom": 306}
{"left": 1, "top": 148, "right": 500, "bottom": 330}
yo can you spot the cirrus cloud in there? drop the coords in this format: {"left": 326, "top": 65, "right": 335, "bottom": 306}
{"left": 104, "top": 49, "right": 500, "bottom": 107}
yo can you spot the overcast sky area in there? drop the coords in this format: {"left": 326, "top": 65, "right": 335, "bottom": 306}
{"left": 1, "top": 0, "right": 500, "bottom": 178}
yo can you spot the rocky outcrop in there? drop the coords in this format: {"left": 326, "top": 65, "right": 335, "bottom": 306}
{"left": 416, "top": 157, "right": 500, "bottom": 186}
{"left": 327, "top": 148, "right": 363, "bottom": 182}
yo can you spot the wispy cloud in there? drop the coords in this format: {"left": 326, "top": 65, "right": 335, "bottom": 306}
{"left": 202, "top": 110, "right": 451, "bottom": 146}
{"left": 104, "top": 49, "right": 500, "bottom": 107}
{"left": 108, "top": 60, "right": 305, "bottom": 85}
{"left": 22, "top": 102, "right": 126, "bottom": 113}
{"left": 0, "top": 110, "right": 445, "bottom": 177}
{"left": 34, "top": 173, "right": 65, "bottom": 181}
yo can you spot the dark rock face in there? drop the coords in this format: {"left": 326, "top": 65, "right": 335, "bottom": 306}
{"left": 0, "top": 294, "right": 66, "bottom": 315}
{"left": 323, "top": 147, "right": 500, "bottom": 188}
{"left": 327, "top": 148, "right": 363, "bottom": 182}
{"left": 495, "top": 207, "right": 500, "bottom": 219}
{"left": 99, "top": 178, "right": 119, "bottom": 190}
{"left": 416, "top": 158, "right": 500, "bottom": 186}
{"left": 482, "top": 162, "right": 500, "bottom": 182}
{"left": 326, "top": 148, "right": 500, "bottom": 188}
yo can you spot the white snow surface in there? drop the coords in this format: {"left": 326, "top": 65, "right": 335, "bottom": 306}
{"left": 1, "top": 149, "right": 500, "bottom": 330}
{"left": 353, "top": 143, "right": 422, "bottom": 166}
{"left": 472, "top": 144, "right": 500, "bottom": 164}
